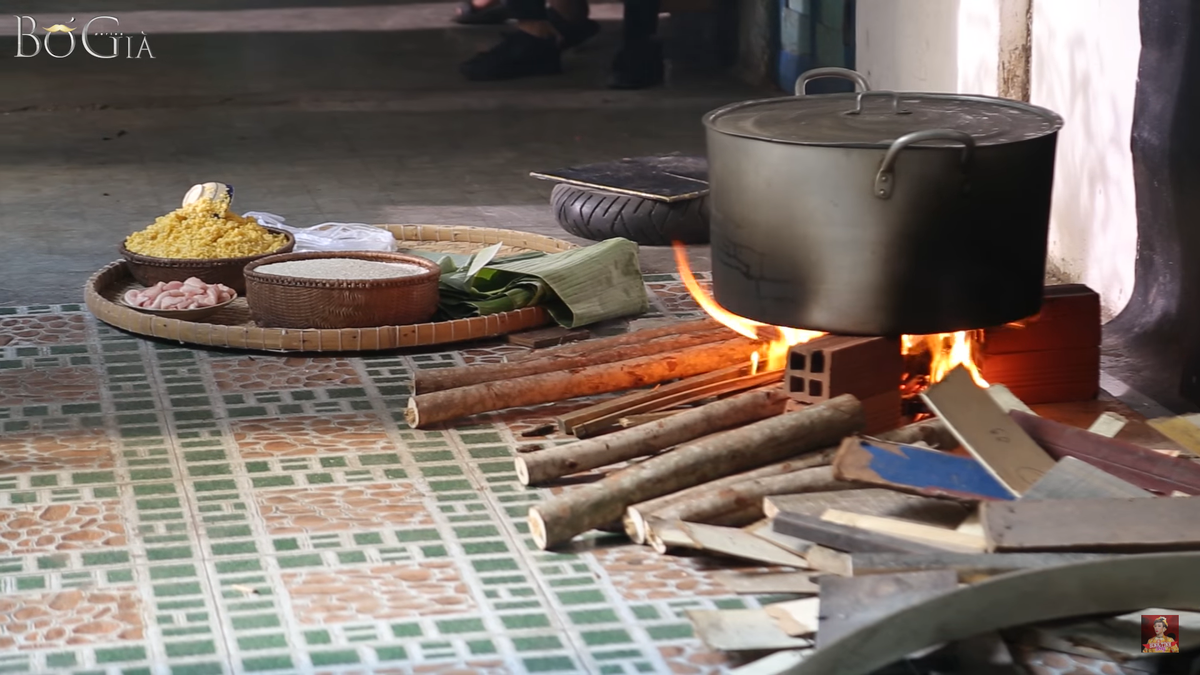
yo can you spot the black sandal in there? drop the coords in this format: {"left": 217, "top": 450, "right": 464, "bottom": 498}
{"left": 453, "top": 0, "right": 509, "bottom": 25}
{"left": 460, "top": 30, "right": 562, "bottom": 81}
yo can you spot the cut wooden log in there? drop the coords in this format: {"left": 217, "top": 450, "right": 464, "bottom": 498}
{"left": 625, "top": 417, "right": 957, "bottom": 544}
{"left": 1020, "top": 456, "right": 1153, "bottom": 500}
{"left": 764, "top": 597, "right": 820, "bottom": 637}
{"left": 514, "top": 388, "right": 788, "bottom": 485}
{"left": 677, "top": 522, "right": 810, "bottom": 568}
{"left": 1010, "top": 410, "right": 1200, "bottom": 495}
{"left": 407, "top": 337, "right": 761, "bottom": 428}
{"left": 772, "top": 511, "right": 944, "bottom": 554}
{"left": 981, "top": 496, "right": 1200, "bottom": 552}
{"left": 763, "top": 489, "right": 970, "bottom": 527}
{"left": 649, "top": 466, "right": 857, "bottom": 531}
{"left": 816, "top": 571, "right": 958, "bottom": 649}
{"left": 920, "top": 366, "right": 1057, "bottom": 496}
{"left": 528, "top": 394, "right": 864, "bottom": 549}
{"left": 713, "top": 571, "right": 820, "bottom": 595}
{"left": 686, "top": 609, "right": 813, "bottom": 652}
{"left": 571, "top": 368, "right": 784, "bottom": 439}
{"left": 831, "top": 437, "right": 1013, "bottom": 502}
{"left": 507, "top": 326, "right": 591, "bottom": 349}
{"left": 508, "top": 317, "right": 720, "bottom": 362}
{"left": 555, "top": 362, "right": 748, "bottom": 435}
{"left": 847, "top": 551, "right": 1113, "bottom": 581}
{"left": 413, "top": 329, "right": 741, "bottom": 395}
{"left": 818, "top": 510, "right": 984, "bottom": 553}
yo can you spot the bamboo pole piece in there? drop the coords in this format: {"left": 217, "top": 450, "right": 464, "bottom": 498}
{"left": 623, "top": 417, "right": 955, "bottom": 544}
{"left": 571, "top": 369, "right": 785, "bottom": 439}
{"left": 412, "top": 327, "right": 736, "bottom": 394}
{"left": 515, "top": 389, "right": 789, "bottom": 485}
{"left": 406, "top": 337, "right": 763, "bottom": 429}
{"left": 528, "top": 395, "right": 865, "bottom": 550}
{"left": 508, "top": 318, "right": 722, "bottom": 362}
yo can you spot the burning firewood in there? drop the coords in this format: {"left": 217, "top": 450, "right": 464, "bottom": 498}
{"left": 405, "top": 337, "right": 762, "bottom": 429}
{"left": 624, "top": 417, "right": 957, "bottom": 544}
{"left": 412, "top": 325, "right": 736, "bottom": 395}
{"left": 527, "top": 394, "right": 864, "bottom": 550}
{"left": 515, "top": 389, "right": 788, "bottom": 486}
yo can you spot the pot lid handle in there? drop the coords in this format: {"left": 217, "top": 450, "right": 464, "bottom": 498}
{"left": 794, "top": 67, "right": 871, "bottom": 96}
{"left": 874, "top": 129, "right": 976, "bottom": 200}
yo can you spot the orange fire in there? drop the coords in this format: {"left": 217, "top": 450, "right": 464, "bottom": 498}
{"left": 903, "top": 331, "right": 990, "bottom": 387}
{"left": 672, "top": 243, "right": 824, "bottom": 370}
{"left": 673, "top": 243, "right": 989, "bottom": 388}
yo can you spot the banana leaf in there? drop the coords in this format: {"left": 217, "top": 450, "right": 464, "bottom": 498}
{"left": 401, "top": 238, "right": 648, "bottom": 327}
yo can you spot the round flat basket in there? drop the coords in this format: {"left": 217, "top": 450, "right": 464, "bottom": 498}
{"left": 86, "top": 224, "right": 578, "bottom": 353}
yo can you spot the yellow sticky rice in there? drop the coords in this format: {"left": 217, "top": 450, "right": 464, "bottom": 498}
{"left": 124, "top": 196, "right": 287, "bottom": 259}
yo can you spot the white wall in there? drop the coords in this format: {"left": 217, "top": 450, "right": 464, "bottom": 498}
{"left": 1032, "top": 0, "right": 1140, "bottom": 319}
{"left": 856, "top": 0, "right": 1141, "bottom": 319}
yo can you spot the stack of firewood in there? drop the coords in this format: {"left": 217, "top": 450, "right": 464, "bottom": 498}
{"left": 406, "top": 316, "right": 1200, "bottom": 675}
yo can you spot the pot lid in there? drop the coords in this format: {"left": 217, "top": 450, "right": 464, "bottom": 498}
{"left": 704, "top": 91, "right": 1063, "bottom": 147}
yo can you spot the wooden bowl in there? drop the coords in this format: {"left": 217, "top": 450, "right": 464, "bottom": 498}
{"left": 244, "top": 251, "right": 441, "bottom": 329}
{"left": 118, "top": 228, "right": 295, "bottom": 294}
{"left": 122, "top": 291, "right": 239, "bottom": 321}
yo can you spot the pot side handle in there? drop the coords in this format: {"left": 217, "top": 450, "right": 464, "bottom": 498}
{"left": 874, "top": 129, "right": 976, "bottom": 200}
{"left": 794, "top": 67, "right": 871, "bottom": 96}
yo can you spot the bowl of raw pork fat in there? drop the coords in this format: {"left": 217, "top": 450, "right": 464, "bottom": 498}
{"left": 243, "top": 251, "right": 442, "bottom": 329}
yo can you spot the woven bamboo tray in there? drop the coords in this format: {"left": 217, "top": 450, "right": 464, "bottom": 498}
{"left": 85, "top": 224, "right": 578, "bottom": 353}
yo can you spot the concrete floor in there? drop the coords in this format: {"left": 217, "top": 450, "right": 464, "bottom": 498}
{"left": 0, "top": 0, "right": 763, "bottom": 306}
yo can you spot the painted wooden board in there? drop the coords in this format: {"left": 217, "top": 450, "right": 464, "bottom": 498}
{"left": 831, "top": 436, "right": 1013, "bottom": 502}
{"left": 816, "top": 570, "right": 957, "bottom": 648}
{"left": 772, "top": 511, "right": 943, "bottom": 554}
{"left": 685, "top": 609, "right": 813, "bottom": 652}
{"left": 763, "top": 487, "right": 971, "bottom": 525}
{"left": 1149, "top": 416, "right": 1200, "bottom": 457}
{"left": 679, "top": 522, "right": 809, "bottom": 568}
{"left": 819, "top": 510, "right": 986, "bottom": 553}
{"left": 982, "top": 497, "right": 1200, "bottom": 552}
{"left": 782, "top": 552, "right": 1200, "bottom": 675}
{"left": 1011, "top": 410, "right": 1200, "bottom": 495}
{"left": 1020, "top": 456, "right": 1153, "bottom": 500}
{"left": 713, "top": 571, "right": 820, "bottom": 595}
{"left": 920, "top": 367, "right": 1057, "bottom": 495}
{"left": 763, "top": 597, "right": 820, "bottom": 637}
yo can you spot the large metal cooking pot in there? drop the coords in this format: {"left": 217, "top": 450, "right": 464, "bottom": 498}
{"left": 703, "top": 67, "right": 1064, "bottom": 336}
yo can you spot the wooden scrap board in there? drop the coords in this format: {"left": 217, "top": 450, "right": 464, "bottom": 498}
{"left": 764, "top": 487, "right": 971, "bottom": 526}
{"left": 529, "top": 154, "right": 709, "bottom": 202}
{"left": 847, "top": 551, "right": 1113, "bottom": 581}
{"left": 1020, "top": 456, "right": 1153, "bottom": 500}
{"left": 685, "top": 609, "right": 812, "bottom": 652}
{"left": 772, "top": 511, "right": 943, "bottom": 554}
{"left": 921, "top": 366, "right": 1057, "bottom": 496}
{"left": 982, "top": 496, "right": 1200, "bottom": 552}
{"left": 831, "top": 437, "right": 1013, "bottom": 502}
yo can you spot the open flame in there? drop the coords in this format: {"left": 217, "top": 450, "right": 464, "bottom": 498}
{"left": 902, "top": 331, "right": 990, "bottom": 387}
{"left": 672, "top": 243, "right": 989, "bottom": 389}
{"left": 672, "top": 243, "right": 824, "bottom": 370}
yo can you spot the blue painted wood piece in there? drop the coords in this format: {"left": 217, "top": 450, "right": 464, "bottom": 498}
{"left": 833, "top": 438, "right": 1015, "bottom": 502}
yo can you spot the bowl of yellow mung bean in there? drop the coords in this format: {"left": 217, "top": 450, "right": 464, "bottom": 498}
{"left": 120, "top": 196, "right": 295, "bottom": 294}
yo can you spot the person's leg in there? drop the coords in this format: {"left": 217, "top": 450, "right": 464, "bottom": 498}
{"left": 460, "top": 0, "right": 561, "bottom": 80}
{"left": 547, "top": 0, "right": 600, "bottom": 51}
{"left": 609, "top": 0, "right": 664, "bottom": 89}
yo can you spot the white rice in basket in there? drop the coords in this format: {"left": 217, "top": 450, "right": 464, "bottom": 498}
{"left": 255, "top": 258, "right": 429, "bottom": 280}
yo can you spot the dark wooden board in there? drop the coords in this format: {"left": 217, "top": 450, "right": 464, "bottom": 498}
{"left": 832, "top": 437, "right": 1014, "bottom": 502}
{"left": 507, "top": 326, "right": 591, "bottom": 349}
{"left": 530, "top": 154, "right": 709, "bottom": 202}
{"left": 1021, "top": 456, "right": 1153, "bottom": 500}
{"left": 817, "top": 571, "right": 957, "bottom": 648}
{"left": 1011, "top": 409, "right": 1200, "bottom": 495}
{"left": 982, "top": 497, "right": 1200, "bottom": 552}
{"left": 772, "top": 511, "right": 943, "bottom": 554}
{"left": 848, "top": 551, "right": 1114, "bottom": 581}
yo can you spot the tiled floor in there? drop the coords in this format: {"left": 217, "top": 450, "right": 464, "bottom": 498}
{"left": 0, "top": 276, "right": 786, "bottom": 675}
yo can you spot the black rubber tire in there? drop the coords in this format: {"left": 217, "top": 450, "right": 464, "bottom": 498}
{"left": 550, "top": 183, "right": 709, "bottom": 246}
